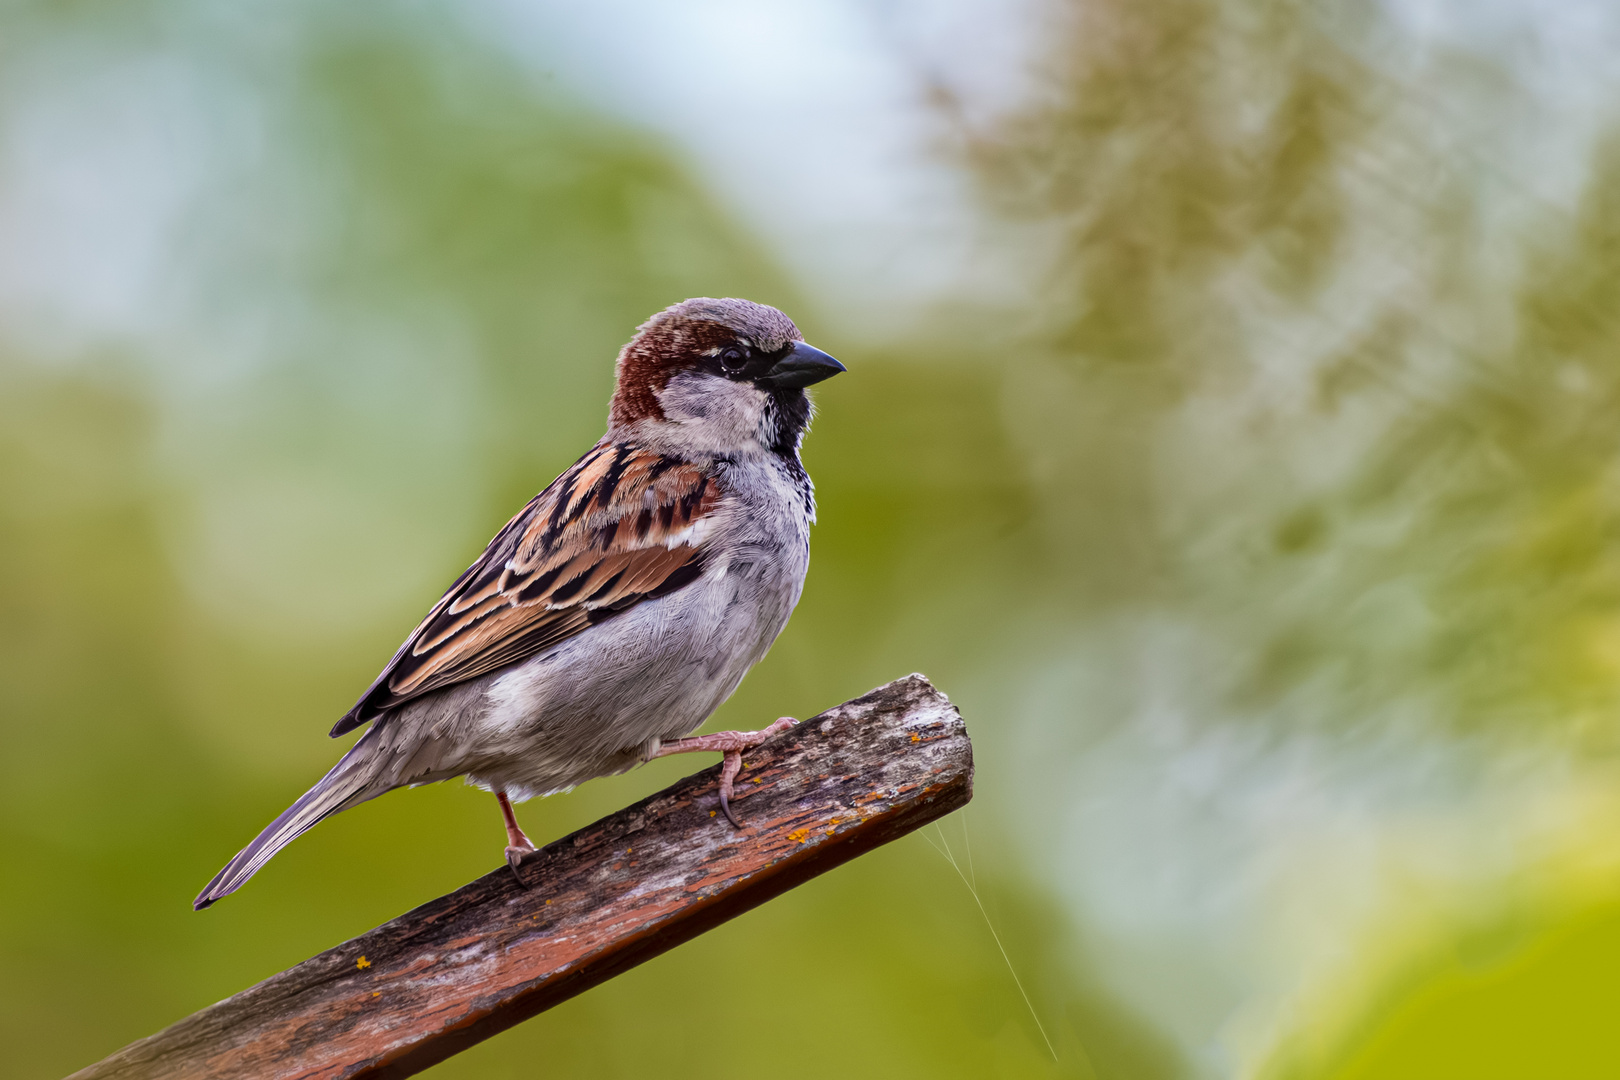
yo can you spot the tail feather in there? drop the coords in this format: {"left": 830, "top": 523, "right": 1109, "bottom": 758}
{"left": 194, "top": 740, "right": 380, "bottom": 910}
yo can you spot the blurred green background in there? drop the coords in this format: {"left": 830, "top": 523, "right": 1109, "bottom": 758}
{"left": 5, "top": 0, "right": 1620, "bottom": 1076}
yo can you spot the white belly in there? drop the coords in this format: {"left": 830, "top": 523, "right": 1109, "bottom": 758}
{"left": 457, "top": 550, "right": 800, "bottom": 798}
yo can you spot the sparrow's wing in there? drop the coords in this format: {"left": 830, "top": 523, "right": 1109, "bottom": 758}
{"left": 332, "top": 443, "right": 721, "bottom": 735}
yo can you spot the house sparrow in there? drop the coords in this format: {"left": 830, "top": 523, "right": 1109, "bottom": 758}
{"left": 194, "top": 298, "right": 843, "bottom": 909}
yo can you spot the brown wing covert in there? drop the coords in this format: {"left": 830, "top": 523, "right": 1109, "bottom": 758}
{"left": 330, "top": 444, "right": 720, "bottom": 736}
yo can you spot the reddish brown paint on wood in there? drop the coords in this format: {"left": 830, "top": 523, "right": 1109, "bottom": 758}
{"left": 71, "top": 674, "right": 973, "bottom": 1080}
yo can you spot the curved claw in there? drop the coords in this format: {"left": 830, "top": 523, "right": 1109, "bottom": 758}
{"left": 505, "top": 846, "right": 534, "bottom": 888}
{"left": 718, "top": 749, "right": 744, "bottom": 829}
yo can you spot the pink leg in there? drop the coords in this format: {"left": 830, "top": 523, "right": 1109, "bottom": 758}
{"left": 497, "top": 790, "right": 537, "bottom": 871}
{"left": 653, "top": 717, "right": 797, "bottom": 827}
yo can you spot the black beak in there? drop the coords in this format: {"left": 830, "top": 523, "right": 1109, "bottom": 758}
{"left": 755, "top": 342, "right": 846, "bottom": 389}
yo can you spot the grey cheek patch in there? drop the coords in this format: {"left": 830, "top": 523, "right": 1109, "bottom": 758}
{"left": 657, "top": 371, "right": 767, "bottom": 440}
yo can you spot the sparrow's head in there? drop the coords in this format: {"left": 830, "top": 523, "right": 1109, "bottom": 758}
{"left": 609, "top": 297, "right": 844, "bottom": 455}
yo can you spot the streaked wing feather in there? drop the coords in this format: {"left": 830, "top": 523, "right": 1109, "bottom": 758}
{"left": 331, "top": 444, "right": 719, "bottom": 735}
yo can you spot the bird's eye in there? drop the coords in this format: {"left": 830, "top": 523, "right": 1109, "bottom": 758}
{"left": 719, "top": 346, "right": 747, "bottom": 373}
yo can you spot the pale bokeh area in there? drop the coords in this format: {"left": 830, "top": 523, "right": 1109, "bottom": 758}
{"left": 5, "top": 2, "right": 1620, "bottom": 1077}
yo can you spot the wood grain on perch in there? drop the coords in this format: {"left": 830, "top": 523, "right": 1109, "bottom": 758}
{"left": 72, "top": 674, "right": 973, "bottom": 1080}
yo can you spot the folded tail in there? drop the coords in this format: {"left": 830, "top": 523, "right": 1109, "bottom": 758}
{"left": 194, "top": 734, "right": 382, "bottom": 910}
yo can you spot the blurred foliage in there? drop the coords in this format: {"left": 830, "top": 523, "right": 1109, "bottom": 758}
{"left": 954, "top": 0, "right": 1620, "bottom": 1073}
{"left": 962, "top": 0, "right": 1620, "bottom": 744}
{"left": 1299, "top": 897, "right": 1620, "bottom": 1079}
{"left": 4, "top": 0, "right": 1620, "bottom": 1077}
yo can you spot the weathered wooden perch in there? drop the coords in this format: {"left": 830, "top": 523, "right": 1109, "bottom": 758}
{"left": 72, "top": 674, "right": 972, "bottom": 1080}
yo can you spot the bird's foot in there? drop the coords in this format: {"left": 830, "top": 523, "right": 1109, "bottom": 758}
{"left": 505, "top": 839, "right": 538, "bottom": 871}
{"left": 653, "top": 717, "right": 798, "bottom": 828}
{"left": 496, "top": 790, "right": 538, "bottom": 884}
